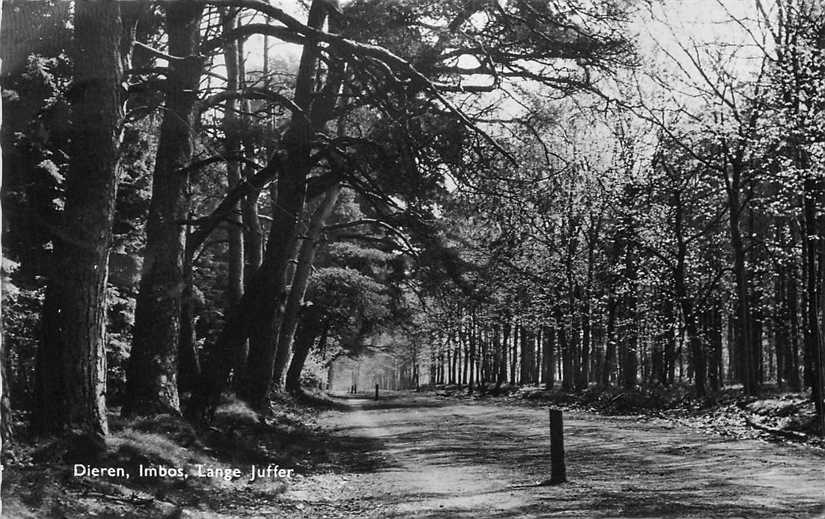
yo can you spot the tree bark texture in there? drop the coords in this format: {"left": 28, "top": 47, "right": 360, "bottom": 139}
{"left": 195, "top": 0, "right": 333, "bottom": 413}
{"left": 125, "top": 1, "right": 203, "bottom": 416}
{"left": 33, "top": 0, "right": 123, "bottom": 444}
{"left": 285, "top": 312, "right": 326, "bottom": 392}
{"left": 223, "top": 9, "right": 245, "bottom": 309}
{"left": 272, "top": 184, "right": 342, "bottom": 388}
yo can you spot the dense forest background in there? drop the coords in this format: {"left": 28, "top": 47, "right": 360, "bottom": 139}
{"left": 2, "top": 0, "right": 825, "bottom": 459}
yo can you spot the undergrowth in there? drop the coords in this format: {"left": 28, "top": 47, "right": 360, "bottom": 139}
{"left": 2, "top": 392, "right": 343, "bottom": 518}
{"left": 427, "top": 382, "right": 823, "bottom": 446}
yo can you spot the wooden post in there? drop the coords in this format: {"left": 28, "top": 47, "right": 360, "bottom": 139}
{"left": 549, "top": 408, "right": 566, "bottom": 484}
{"left": 375, "top": 384, "right": 379, "bottom": 401}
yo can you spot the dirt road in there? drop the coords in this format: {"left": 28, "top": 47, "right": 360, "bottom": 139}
{"left": 281, "top": 393, "right": 825, "bottom": 518}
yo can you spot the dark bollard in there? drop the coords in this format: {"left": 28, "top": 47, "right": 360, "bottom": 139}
{"left": 547, "top": 408, "right": 567, "bottom": 484}
{"left": 375, "top": 384, "right": 379, "bottom": 401}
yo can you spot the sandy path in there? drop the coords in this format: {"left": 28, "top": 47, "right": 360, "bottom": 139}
{"left": 280, "top": 393, "right": 825, "bottom": 518}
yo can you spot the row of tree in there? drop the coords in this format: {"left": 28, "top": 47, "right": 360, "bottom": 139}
{"left": 2, "top": 0, "right": 635, "bottom": 448}
{"left": 416, "top": 1, "right": 825, "bottom": 431}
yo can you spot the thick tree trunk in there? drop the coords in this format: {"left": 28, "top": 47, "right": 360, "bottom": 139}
{"left": 125, "top": 2, "right": 202, "bottom": 416}
{"left": 33, "top": 0, "right": 123, "bottom": 445}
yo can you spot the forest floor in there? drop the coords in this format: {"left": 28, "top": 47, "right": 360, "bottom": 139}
{"left": 430, "top": 383, "right": 825, "bottom": 447}
{"left": 4, "top": 391, "right": 825, "bottom": 518}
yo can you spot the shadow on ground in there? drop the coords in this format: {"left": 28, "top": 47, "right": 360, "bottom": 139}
{"left": 308, "top": 394, "right": 825, "bottom": 518}
{"left": 1, "top": 394, "right": 397, "bottom": 519}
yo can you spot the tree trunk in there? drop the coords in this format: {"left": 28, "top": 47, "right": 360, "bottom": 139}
{"left": 1, "top": 331, "right": 12, "bottom": 457}
{"left": 195, "top": 1, "right": 332, "bottom": 414}
{"left": 671, "top": 187, "right": 706, "bottom": 397}
{"left": 468, "top": 317, "right": 476, "bottom": 390}
{"left": 728, "top": 168, "right": 755, "bottom": 394}
{"left": 787, "top": 253, "right": 802, "bottom": 390}
{"left": 33, "top": 0, "right": 123, "bottom": 445}
{"left": 621, "top": 275, "right": 638, "bottom": 390}
{"left": 602, "top": 295, "right": 617, "bottom": 387}
{"left": 682, "top": 303, "right": 706, "bottom": 398}
{"left": 285, "top": 313, "right": 325, "bottom": 393}
{"left": 240, "top": 31, "right": 263, "bottom": 292}
{"left": 461, "top": 323, "right": 469, "bottom": 386}
{"left": 238, "top": 0, "right": 336, "bottom": 408}
{"left": 509, "top": 319, "right": 517, "bottom": 384}
{"left": 272, "top": 184, "right": 342, "bottom": 388}
{"left": 493, "top": 324, "right": 504, "bottom": 389}
{"left": 519, "top": 325, "right": 529, "bottom": 385}
{"left": 556, "top": 307, "right": 572, "bottom": 391}
{"left": 223, "top": 9, "right": 244, "bottom": 309}
{"left": 178, "top": 248, "right": 200, "bottom": 393}
{"left": 125, "top": 2, "right": 203, "bottom": 416}
{"left": 775, "top": 254, "right": 788, "bottom": 387}
{"left": 579, "top": 295, "right": 591, "bottom": 389}
{"left": 499, "top": 320, "right": 510, "bottom": 386}
{"left": 543, "top": 326, "right": 555, "bottom": 390}
{"left": 803, "top": 177, "right": 822, "bottom": 415}
{"left": 707, "top": 303, "right": 723, "bottom": 392}
{"left": 534, "top": 328, "right": 542, "bottom": 385}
